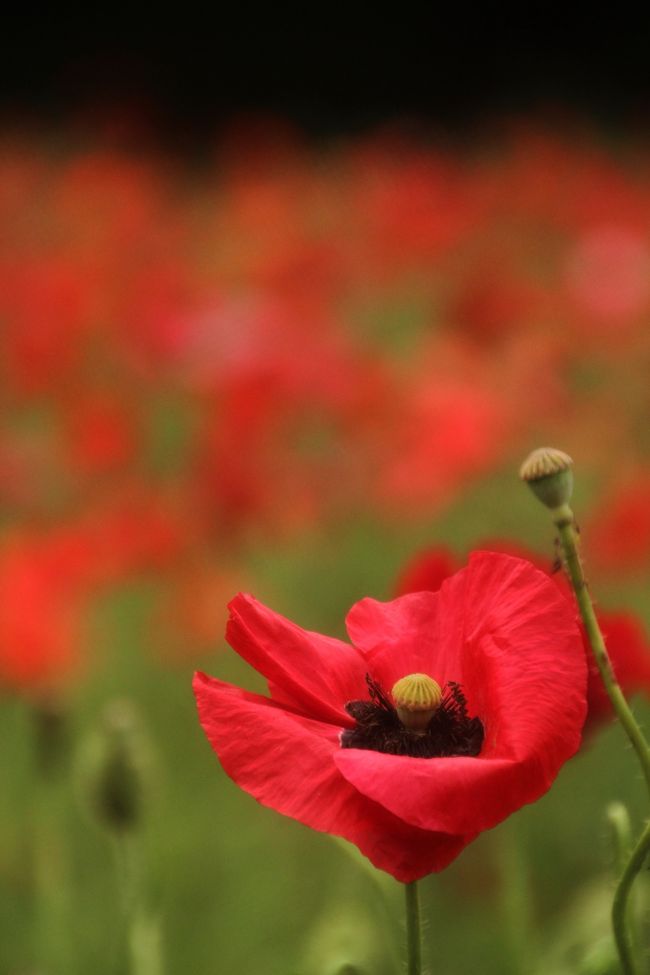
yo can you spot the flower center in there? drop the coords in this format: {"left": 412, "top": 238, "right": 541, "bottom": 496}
{"left": 340, "top": 673, "right": 484, "bottom": 759}
{"left": 392, "top": 673, "right": 443, "bottom": 735}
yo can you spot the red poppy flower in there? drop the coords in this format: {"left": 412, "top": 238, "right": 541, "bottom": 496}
{"left": 194, "top": 552, "right": 586, "bottom": 882}
{"left": 0, "top": 528, "right": 95, "bottom": 692}
{"left": 395, "top": 543, "right": 650, "bottom": 730}
{"left": 586, "top": 473, "right": 650, "bottom": 575}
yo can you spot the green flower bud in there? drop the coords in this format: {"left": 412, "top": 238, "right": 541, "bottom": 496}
{"left": 82, "top": 700, "right": 152, "bottom": 834}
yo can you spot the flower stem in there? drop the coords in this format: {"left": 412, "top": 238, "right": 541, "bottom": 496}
{"left": 113, "top": 832, "right": 162, "bottom": 975}
{"left": 611, "top": 819, "right": 650, "bottom": 975}
{"left": 404, "top": 881, "right": 422, "bottom": 975}
{"left": 607, "top": 803, "right": 633, "bottom": 878}
{"left": 607, "top": 803, "right": 642, "bottom": 975}
{"left": 551, "top": 504, "right": 650, "bottom": 795}
{"left": 497, "top": 821, "right": 536, "bottom": 974}
{"left": 551, "top": 502, "right": 650, "bottom": 974}
{"left": 31, "top": 700, "right": 71, "bottom": 973}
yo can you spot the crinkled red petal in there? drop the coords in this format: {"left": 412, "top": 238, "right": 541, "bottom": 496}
{"left": 193, "top": 671, "right": 475, "bottom": 881}
{"left": 395, "top": 544, "right": 650, "bottom": 736}
{"left": 226, "top": 593, "right": 366, "bottom": 725}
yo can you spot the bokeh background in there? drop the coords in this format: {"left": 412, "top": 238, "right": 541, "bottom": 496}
{"left": 3, "top": 22, "right": 650, "bottom": 974}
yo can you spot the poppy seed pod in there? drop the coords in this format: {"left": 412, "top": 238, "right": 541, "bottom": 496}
{"left": 392, "top": 673, "right": 442, "bottom": 733}
{"left": 520, "top": 447, "right": 574, "bottom": 510}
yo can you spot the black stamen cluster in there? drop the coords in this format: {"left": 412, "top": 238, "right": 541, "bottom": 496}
{"left": 340, "top": 675, "right": 484, "bottom": 759}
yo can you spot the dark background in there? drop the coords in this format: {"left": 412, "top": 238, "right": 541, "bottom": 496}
{"left": 2, "top": 17, "right": 650, "bottom": 146}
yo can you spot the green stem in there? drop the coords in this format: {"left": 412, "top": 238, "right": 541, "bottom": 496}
{"left": 31, "top": 700, "right": 71, "bottom": 973}
{"left": 552, "top": 505, "right": 650, "bottom": 795}
{"left": 113, "top": 832, "right": 162, "bottom": 975}
{"left": 551, "top": 503, "right": 650, "bottom": 975}
{"left": 497, "top": 821, "right": 535, "bottom": 974}
{"left": 405, "top": 881, "right": 422, "bottom": 975}
{"left": 611, "top": 820, "right": 650, "bottom": 975}
{"left": 607, "top": 803, "right": 633, "bottom": 877}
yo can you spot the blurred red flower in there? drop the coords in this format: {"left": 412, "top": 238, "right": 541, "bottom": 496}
{"left": 0, "top": 529, "right": 95, "bottom": 692}
{"left": 395, "top": 542, "right": 650, "bottom": 729}
{"left": 586, "top": 474, "right": 650, "bottom": 574}
{"left": 194, "top": 553, "right": 586, "bottom": 881}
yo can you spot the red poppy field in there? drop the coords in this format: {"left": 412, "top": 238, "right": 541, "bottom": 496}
{"left": 3, "top": 121, "right": 650, "bottom": 974}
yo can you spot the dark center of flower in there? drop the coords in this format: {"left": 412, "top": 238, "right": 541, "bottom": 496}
{"left": 340, "top": 673, "right": 484, "bottom": 759}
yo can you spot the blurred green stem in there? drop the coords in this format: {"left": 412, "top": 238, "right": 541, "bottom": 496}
{"left": 552, "top": 504, "right": 650, "bottom": 975}
{"left": 607, "top": 803, "right": 640, "bottom": 973}
{"left": 33, "top": 773, "right": 69, "bottom": 972}
{"left": 405, "top": 881, "right": 422, "bottom": 975}
{"left": 113, "top": 832, "right": 162, "bottom": 975}
{"left": 611, "top": 820, "right": 650, "bottom": 975}
{"left": 32, "top": 700, "right": 71, "bottom": 974}
{"left": 497, "top": 821, "right": 535, "bottom": 974}
{"left": 607, "top": 803, "right": 633, "bottom": 878}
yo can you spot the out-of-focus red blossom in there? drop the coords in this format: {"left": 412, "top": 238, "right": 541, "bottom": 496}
{"left": 5, "top": 125, "right": 650, "bottom": 692}
{"left": 151, "top": 560, "right": 246, "bottom": 661}
{"left": 0, "top": 488, "right": 199, "bottom": 693}
{"left": 0, "top": 257, "right": 96, "bottom": 395}
{"left": 194, "top": 553, "right": 586, "bottom": 882}
{"left": 587, "top": 474, "right": 650, "bottom": 574}
{"left": 394, "top": 547, "right": 458, "bottom": 597}
{"left": 0, "top": 530, "right": 95, "bottom": 691}
{"left": 52, "top": 151, "right": 166, "bottom": 254}
{"left": 395, "top": 543, "right": 650, "bottom": 730}
{"left": 348, "top": 141, "right": 481, "bottom": 278}
{"left": 449, "top": 265, "right": 544, "bottom": 345}
{"left": 565, "top": 226, "right": 650, "bottom": 332}
{"left": 379, "top": 369, "right": 513, "bottom": 511}
{"left": 186, "top": 308, "right": 389, "bottom": 534}
{"left": 77, "top": 488, "right": 194, "bottom": 582}
{"left": 60, "top": 391, "right": 139, "bottom": 476}
{"left": 582, "top": 613, "right": 650, "bottom": 723}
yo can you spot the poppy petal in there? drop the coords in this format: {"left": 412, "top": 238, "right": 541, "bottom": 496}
{"left": 193, "top": 671, "right": 475, "bottom": 881}
{"left": 346, "top": 589, "right": 453, "bottom": 689}
{"left": 227, "top": 593, "right": 366, "bottom": 725}
{"left": 335, "top": 751, "right": 539, "bottom": 834}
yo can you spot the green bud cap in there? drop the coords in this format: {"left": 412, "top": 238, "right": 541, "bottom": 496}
{"left": 85, "top": 700, "right": 151, "bottom": 834}
{"left": 519, "top": 446, "right": 574, "bottom": 509}
{"left": 392, "top": 673, "right": 442, "bottom": 734}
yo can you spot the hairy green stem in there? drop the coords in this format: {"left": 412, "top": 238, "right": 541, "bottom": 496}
{"left": 552, "top": 504, "right": 650, "bottom": 794}
{"left": 552, "top": 503, "right": 650, "bottom": 975}
{"left": 405, "top": 881, "right": 422, "bottom": 975}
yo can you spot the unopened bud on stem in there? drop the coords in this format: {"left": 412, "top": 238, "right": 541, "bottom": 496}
{"left": 85, "top": 700, "right": 151, "bottom": 834}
